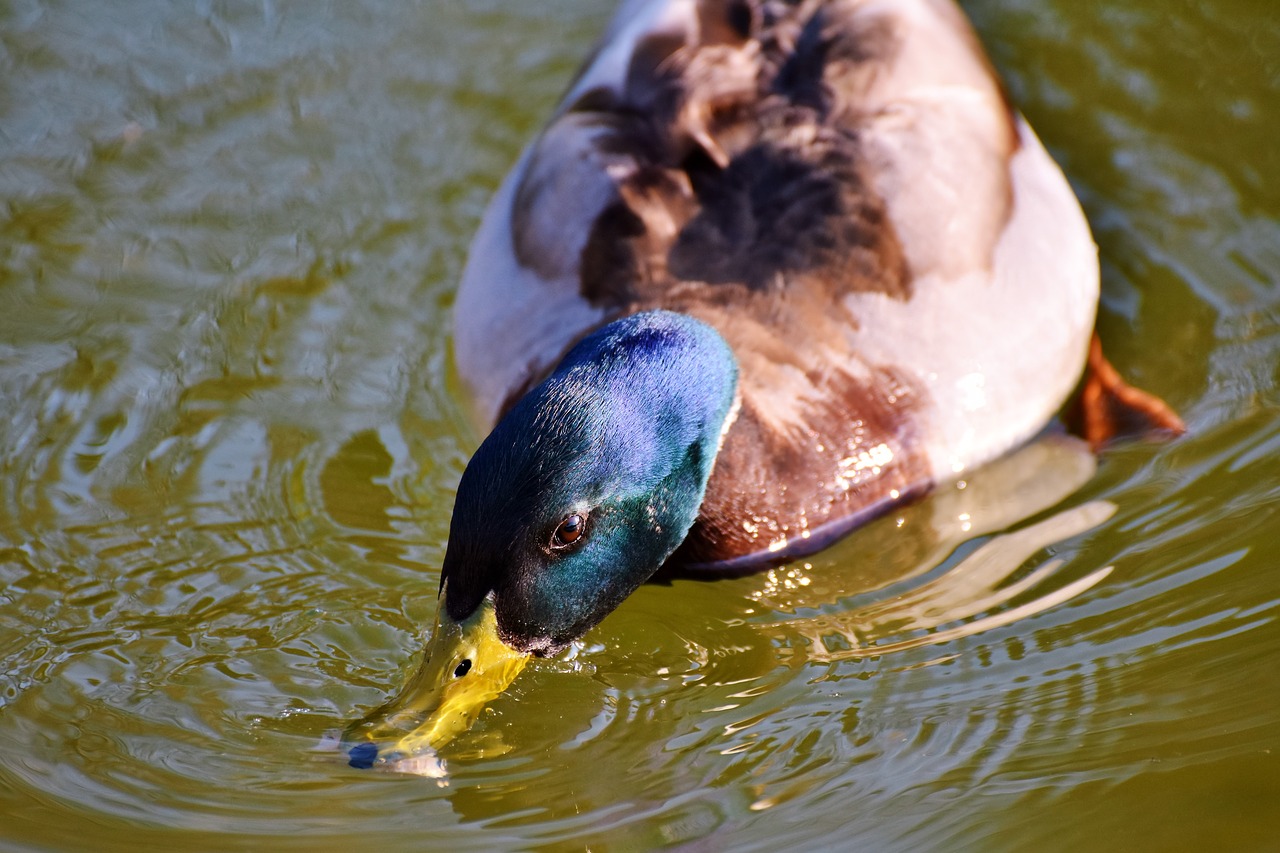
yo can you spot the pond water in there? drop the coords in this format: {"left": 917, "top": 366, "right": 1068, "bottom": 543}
{"left": 1, "top": 0, "right": 1277, "bottom": 850}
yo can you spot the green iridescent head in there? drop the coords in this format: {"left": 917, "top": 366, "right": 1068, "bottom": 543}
{"left": 442, "top": 309, "right": 739, "bottom": 654}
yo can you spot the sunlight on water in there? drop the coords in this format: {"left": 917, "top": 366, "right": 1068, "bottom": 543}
{"left": 0, "top": 0, "right": 1277, "bottom": 850}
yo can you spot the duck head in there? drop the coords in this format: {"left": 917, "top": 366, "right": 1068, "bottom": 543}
{"left": 344, "top": 311, "right": 739, "bottom": 766}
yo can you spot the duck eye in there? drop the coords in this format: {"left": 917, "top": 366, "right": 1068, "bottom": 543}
{"left": 551, "top": 512, "right": 588, "bottom": 549}
{"left": 454, "top": 659, "right": 472, "bottom": 678}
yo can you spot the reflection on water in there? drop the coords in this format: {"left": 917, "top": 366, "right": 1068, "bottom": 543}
{"left": 756, "top": 437, "right": 1113, "bottom": 664}
{"left": 1, "top": 0, "right": 1278, "bottom": 850}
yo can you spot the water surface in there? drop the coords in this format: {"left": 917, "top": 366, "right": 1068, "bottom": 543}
{"left": 1, "top": 1, "right": 1277, "bottom": 850}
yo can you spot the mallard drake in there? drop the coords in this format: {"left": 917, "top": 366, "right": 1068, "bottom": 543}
{"left": 343, "top": 0, "right": 1182, "bottom": 768}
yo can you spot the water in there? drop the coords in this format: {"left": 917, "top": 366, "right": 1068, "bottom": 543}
{"left": 1, "top": 0, "right": 1277, "bottom": 850}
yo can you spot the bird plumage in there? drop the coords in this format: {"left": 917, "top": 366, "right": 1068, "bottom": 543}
{"left": 453, "top": 0, "right": 1097, "bottom": 571}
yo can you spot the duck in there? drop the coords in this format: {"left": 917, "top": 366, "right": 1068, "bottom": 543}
{"left": 342, "top": 0, "right": 1183, "bottom": 768}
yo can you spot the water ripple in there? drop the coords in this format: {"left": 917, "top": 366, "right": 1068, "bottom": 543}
{"left": 0, "top": 0, "right": 1278, "bottom": 850}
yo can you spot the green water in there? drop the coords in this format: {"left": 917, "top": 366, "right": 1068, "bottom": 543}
{"left": 1, "top": 0, "right": 1277, "bottom": 850}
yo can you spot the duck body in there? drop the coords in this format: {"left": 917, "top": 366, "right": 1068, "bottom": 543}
{"left": 453, "top": 0, "right": 1098, "bottom": 571}
{"left": 346, "top": 0, "right": 1104, "bottom": 765}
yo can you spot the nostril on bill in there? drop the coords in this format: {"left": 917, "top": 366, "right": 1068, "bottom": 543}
{"left": 348, "top": 741, "right": 379, "bottom": 769}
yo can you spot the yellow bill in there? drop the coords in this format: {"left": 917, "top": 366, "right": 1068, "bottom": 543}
{"left": 343, "top": 593, "right": 528, "bottom": 769}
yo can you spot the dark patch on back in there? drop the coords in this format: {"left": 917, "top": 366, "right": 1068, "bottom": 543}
{"left": 570, "top": 0, "right": 910, "bottom": 309}
{"left": 577, "top": 114, "right": 909, "bottom": 305}
{"left": 668, "top": 124, "right": 909, "bottom": 297}
{"left": 670, "top": 140, "right": 841, "bottom": 288}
